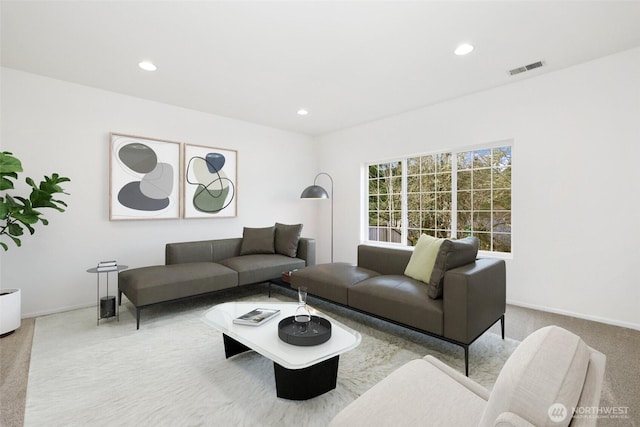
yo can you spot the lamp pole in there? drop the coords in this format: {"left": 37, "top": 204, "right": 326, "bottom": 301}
{"left": 301, "top": 172, "right": 334, "bottom": 263}
{"left": 314, "top": 173, "right": 334, "bottom": 263}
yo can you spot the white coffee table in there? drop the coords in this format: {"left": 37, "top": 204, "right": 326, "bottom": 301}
{"left": 202, "top": 301, "right": 361, "bottom": 400}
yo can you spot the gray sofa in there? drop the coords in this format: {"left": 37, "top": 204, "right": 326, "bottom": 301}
{"left": 331, "top": 326, "right": 606, "bottom": 427}
{"left": 290, "top": 240, "right": 506, "bottom": 375}
{"left": 118, "top": 224, "right": 315, "bottom": 329}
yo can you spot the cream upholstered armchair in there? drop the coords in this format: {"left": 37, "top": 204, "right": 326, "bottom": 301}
{"left": 330, "top": 326, "right": 606, "bottom": 427}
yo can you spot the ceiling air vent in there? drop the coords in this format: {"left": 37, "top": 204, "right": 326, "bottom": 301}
{"left": 509, "top": 61, "right": 544, "bottom": 76}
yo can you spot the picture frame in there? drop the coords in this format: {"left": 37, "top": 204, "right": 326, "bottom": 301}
{"left": 183, "top": 143, "right": 237, "bottom": 218}
{"left": 109, "top": 133, "right": 182, "bottom": 220}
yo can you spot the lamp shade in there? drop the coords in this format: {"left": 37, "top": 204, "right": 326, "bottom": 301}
{"left": 300, "top": 185, "right": 329, "bottom": 199}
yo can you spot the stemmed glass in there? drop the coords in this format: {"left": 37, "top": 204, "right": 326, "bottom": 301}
{"left": 294, "top": 286, "right": 311, "bottom": 332}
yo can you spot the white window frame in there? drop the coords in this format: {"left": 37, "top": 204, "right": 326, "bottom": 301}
{"left": 363, "top": 140, "right": 513, "bottom": 258}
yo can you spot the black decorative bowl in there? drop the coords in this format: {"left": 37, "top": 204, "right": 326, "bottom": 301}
{"left": 278, "top": 315, "right": 332, "bottom": 346}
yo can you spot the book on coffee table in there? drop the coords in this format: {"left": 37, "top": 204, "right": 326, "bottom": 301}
{"left": 233, "top": 308, "right": 281, "bottom": 326}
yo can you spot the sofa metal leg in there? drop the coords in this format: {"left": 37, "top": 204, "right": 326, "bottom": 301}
{"left": 501, "top": 314, "right": 505, "bottom": 339}
{"left": 136, "top": 308, "right": 141, "bottom": 330}
{"left": 464, "top": 345, "right": 469, "bottom": 377}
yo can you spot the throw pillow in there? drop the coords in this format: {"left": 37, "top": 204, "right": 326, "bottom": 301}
{"left": 240, "top": 226, "right": 275, "bottom": 255}
{"left": 427, "top": 236, "right": 479, "bottom": 299}
{"left": 275, "top": 223, "right": 303, "bottom": 257}
{"left": 403, "top": 234, "right": 444, "bottom": 283}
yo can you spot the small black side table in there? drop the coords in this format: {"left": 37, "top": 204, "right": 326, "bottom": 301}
{"left": 86, "top": 265, "right": 128, "bottom": 326}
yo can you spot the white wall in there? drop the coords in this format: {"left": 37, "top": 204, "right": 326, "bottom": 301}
{"left": 317, "top": 48, "right": 640, "bottom": 330}
{"left": 0, "top": 68, "right": 320, "bottom": 317}
{"left": 3, "top": 48, "right": 639, "bottom": 330}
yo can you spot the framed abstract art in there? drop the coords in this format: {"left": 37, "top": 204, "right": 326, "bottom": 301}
{"left": 183, "top": 143, "right": 237, "bottom": 218}
{"left": 109, "top": 133, "right": 182, "bottom": 220}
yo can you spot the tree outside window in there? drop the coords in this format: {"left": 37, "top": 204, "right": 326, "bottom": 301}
{"left": 367, "top": 144, "right": 511, "bottom": 253}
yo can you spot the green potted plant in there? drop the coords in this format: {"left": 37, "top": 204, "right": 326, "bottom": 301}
{"left": 0, "top": 151, "right": 70, "bottom": 336}
{"left": 0, "top": 151, "right": 70, "bottom": 250}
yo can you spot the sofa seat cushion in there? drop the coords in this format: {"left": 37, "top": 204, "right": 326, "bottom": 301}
{"left": 220, "top": 254, "right": 306, "bottom": 286}
{"left": 119, "top": 262, "right": 238, "bottom": 307}
{"left": 479, "top": 326, "right": 591, "bottom": 427}
{"left": 290, "top": 263, "right": 379, "bottom": 305}
{"left": 348, "top": 275, "right": 444, "bottom": 335}
{"left": 329, "top": 358, "right": 486, "bottom": 426}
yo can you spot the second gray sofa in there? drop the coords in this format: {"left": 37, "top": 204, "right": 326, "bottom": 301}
{"left": 290, "top": 239, "right": 506, "bottom": 375}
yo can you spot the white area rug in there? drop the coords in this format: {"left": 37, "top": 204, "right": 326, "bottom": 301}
{"left": 25, "top": 286, "right": 519, "bottom": 427}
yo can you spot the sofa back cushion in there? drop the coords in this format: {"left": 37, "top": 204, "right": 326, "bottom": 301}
{"left": 210, "top": 238, "right": 243, "bottom": 262}
{"left": 358, "top": 245, "right": 413, "bottom": 276}
{"left": 427, "top": 236, "right": 478, "bottom": 299}
{"left": 479, "top": 326, "right": 591, "bottom": 427}
{"left": 166, "top": 238, "right": 243, "bottom": 264}
{"left": 165, "top": 240, "right": 214, "bottom": 264}
{"left": 240, "top": 226, "right": 275, "bottom": 255}
{"left": 274, "top": 223, "right": 303, "bottom": 257}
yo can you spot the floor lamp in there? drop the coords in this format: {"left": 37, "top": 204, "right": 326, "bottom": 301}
{"left": 300, "top": 172, "right": 334, "bottom": 263}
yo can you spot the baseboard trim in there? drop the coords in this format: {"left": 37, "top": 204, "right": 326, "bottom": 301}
{"left": 507, "top": 299, "right": 640, "bottom": 332}
{"left": 22, "top": 302, "right": 95, "bottom": 320}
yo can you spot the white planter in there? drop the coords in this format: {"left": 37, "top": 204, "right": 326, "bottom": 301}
{"left": 0, "top": 288, "right": 21, "bottom": 336}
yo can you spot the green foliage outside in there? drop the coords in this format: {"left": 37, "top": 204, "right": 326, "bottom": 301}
{"left": 368, "top": 146, "right": 512, "bottom": 252}
{"left": 0, "top": 151, "right": 70, "bottom": 251}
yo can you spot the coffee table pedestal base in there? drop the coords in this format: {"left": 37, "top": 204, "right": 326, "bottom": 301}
{"left": 274, "top": 356, "right": 339, "bottom": 400}
{"left": 223, "top": 333, "right": 251, "bottom": 358}
{"left": 222, "top": 333, "right": 339, "bottom": 400}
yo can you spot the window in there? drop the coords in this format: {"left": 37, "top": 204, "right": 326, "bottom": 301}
{"left": 366, "top": 144, "right": 512, "bottom": 253}
{"left": 367, "top": 161, "right": 403, "bottom": 243}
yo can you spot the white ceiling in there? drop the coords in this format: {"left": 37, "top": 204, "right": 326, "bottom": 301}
{"left": 2, "top": 1, "right": 640, "bottom": 136}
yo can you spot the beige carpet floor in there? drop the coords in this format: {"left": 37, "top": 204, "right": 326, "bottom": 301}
{"left": 1, "top": 317, "right": 35, "bottom": 427}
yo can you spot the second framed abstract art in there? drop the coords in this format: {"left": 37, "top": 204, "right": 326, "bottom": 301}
{"left": 183, "top": 143, "right": 237, "bottom": 218}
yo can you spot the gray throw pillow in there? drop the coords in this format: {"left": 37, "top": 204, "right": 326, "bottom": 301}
{"left": 427, "top": 236, "right": 479, "bottom": 299}
{"left": 240, "top": 226, "right": 275, "bottom": 255}
{"left": 275, "top": 223, "right": 303, "bottom": 257}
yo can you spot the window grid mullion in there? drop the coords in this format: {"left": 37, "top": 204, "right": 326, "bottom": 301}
{"left": 401, "top": 160, "right": 408, "bottom": 246}
{"left": 489, "top": 150, "right": 495, "bottom": 252}
{"left": 451, "top": 153, "right": 458, "bottom": 239}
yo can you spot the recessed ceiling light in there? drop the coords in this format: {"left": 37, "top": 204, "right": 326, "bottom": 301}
{"left": 138, "top": 61, "right": 157, "bottom": 71}
{"left": 454, "top": 43, "right": 474, "bottom": 56}
{"left": 297, "top": 109, "right": 309, "bottom": 116}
